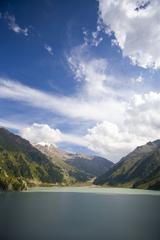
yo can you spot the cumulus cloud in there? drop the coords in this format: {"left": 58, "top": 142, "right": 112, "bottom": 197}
{"left": 99, "top": 0, "right": 160, "bottom": 69}
{"left": 20, "top": 123, "right": 87, "bottom": 148}
{"left": 10, "top": 118, "right": 145, "bottom": 161}
{"left": 85, "top": 91, "right": 160, "bottom": 161}
{"left": 125, "top": 91, "right": 160, "bottom": 137}
{"left": 1, "top": 48, "right": 160, "bottom": 161}
{"left": 85, "top": 121, "right": 142, "bottom": 160}
{"left": 1, "top": 75, "right": 160, "bottom": 160}
{"left": 44, "top": 44, "right": 54, "bottom": 55}
{"left": 85, "top": 120, "right": 148, "bottom": 161}
{"left": 21, "top": 123, "right": 62, "bottom": 146}
{"left": 4, "top": 12, "right": 29, "bottom": 36}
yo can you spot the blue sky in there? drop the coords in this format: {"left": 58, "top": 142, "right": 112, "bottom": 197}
{"left": 1, "top": 0, "right": 160, "bottom": 162}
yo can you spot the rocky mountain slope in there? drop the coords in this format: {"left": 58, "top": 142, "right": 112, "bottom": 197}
{"left": 94, "top": 140, "right": 160, "bottom": 190}
{"left": 65, "top": 154, "right": 113, "bottom": 177}
{"left": 35, "top": 144, "right": 113, "bottom": 177}
{"left": 35, "top": 144, "right": 91, "bottom": 183}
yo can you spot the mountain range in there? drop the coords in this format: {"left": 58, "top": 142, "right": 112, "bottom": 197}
{"left": 0, "top": 127, "right": 112, "bottom": 190}
{"left": 0, "top": 127, "right": 160, "bottom": 191}
{"left": 35, "top": 143, "right": 113, "bottom": 177}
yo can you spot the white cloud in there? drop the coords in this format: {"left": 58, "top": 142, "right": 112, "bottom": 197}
{"left": 1, "top": 5, "right": 160, "bottom": 161}
{"left": 0, "top": 77, "right": 125, "bottom": 123}
{"left": 1, "top": 77, "right": 160, "bottom": 161}
{"left": 44, "top": 44, "right": 54, "bottom": 56}
{"left": 125, "top": 91, "right": 160, "bottom": 137}
{"left": 21, "top": 123, "right": 62, "bottom": 146}
{"left": 4, "top": 12, "right": 28, "bottom": 36}
{"left": 85, "top": 120, "right": 147, "bottom": 161}
{"left": 99, "top": 0, "right": 160, "bottom": 69}
{"left": 132, "top": 75, "right": 144, "bottom": 83}
{"left": 1, "top": 44, "right": 160, "bottom": 161}
{"left": 85, "top": 90, "right": 160, "bottom": 161}
{"left": 68, "top": 53, "right": 109, "bottom": 96}
{"left": 67, "top": 44, "right": 124, "bottom": 98}
{"left": 20, "top": 123, "right": 87, "bottom": 148}
{"left": 82, "top": 18, "right": 104, "bottom": 47}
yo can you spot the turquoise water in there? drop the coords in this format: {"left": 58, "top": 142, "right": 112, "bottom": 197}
{"left": 26, "top": 186, "right": 160, "bottom": 195}
{"left": 0, "top": 187, "right": 160, "bottom": 240}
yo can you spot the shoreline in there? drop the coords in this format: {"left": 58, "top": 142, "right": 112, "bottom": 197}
{"left": 24, "top": 186, "right": 160, "bottom": 196}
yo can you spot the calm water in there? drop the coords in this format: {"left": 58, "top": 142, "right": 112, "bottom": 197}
{"left": 0, "top": 187, "right": 160, "bottom": 240}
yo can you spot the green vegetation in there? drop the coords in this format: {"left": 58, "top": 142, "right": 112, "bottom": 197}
{"left": 0, "top": 128, "right": 64, "bottom": 191}
{"left": 66, "top": 155, "right": 113, "bottom": 177}
{"left": 35, "top": 144, "right": 92, "bottom": 184}
{"left": 0, "top": 145, "right": 63, "bottom": 186}
{"left": 0, "top": 128, "right": 92, "bottom": 191}
{"left": 94, "top": 140, "right": 160, "bottom": 190}
{"left": 0, "top": 174, "right": 27, "bottom": 191}
{"left": 1, "top": 127, "right": 160, "bottom": 191}
{"left": 35, "top": 144, "right": 113, "bottom": 184}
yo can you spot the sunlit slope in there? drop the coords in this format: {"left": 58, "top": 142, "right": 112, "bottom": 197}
{"left": 0, "top": 127, "right": 63, "bottom": 190}
{"left": 95, "top": 140, "right": 160, "bottom": 190}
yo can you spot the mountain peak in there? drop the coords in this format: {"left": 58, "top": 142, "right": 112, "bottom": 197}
{"left": 36, "top": 142, "right": 52, "bottom": 147}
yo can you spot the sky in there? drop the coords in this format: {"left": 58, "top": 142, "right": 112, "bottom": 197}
{"left": 1, "top": 0, "right": 160, "bottom": 162}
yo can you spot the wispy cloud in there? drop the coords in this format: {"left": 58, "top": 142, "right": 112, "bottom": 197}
{"left": 82, "top": 18, "right": 104, "bottom": 47}
{"left": 0, "top": 77, "right": 125, "bottom": 123}
{"left": 4, "top": 12, "right": 29, "bottom": 36}
{"left": 67, "top": 45, "right": 114, "bottom": 97}
{"left": 0, "top": 12, "right": 55, "bottom": 57}
{"left": 1, "top": 2, "right": 160, "bottom": 161}
{"left": 44, "top": 44, "right": 54, "bottom": 55}
{"left": 2, "top": 73, "right": 160, "bottom": 161}
{"left": 131, "top": 75, "right": 144, "bottom": 83}
{"left": 1, "top": 42, "right": 160, "bottom": 160}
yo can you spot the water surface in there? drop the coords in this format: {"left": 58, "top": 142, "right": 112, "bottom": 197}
{"left": 0, "top": 187, "right": 160, "bottom": 240}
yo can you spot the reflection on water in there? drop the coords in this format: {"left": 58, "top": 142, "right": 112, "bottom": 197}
{"left": 0, "top": 190, "right": 160, "bottom": 240}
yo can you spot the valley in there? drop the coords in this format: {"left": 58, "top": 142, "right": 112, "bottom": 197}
{"left": 0, "top": 127, "right": 160, "bottom": 191}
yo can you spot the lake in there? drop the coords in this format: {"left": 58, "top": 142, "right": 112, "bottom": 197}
{"left": 0, "top": 187, "right": 160, "bottom": 240}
